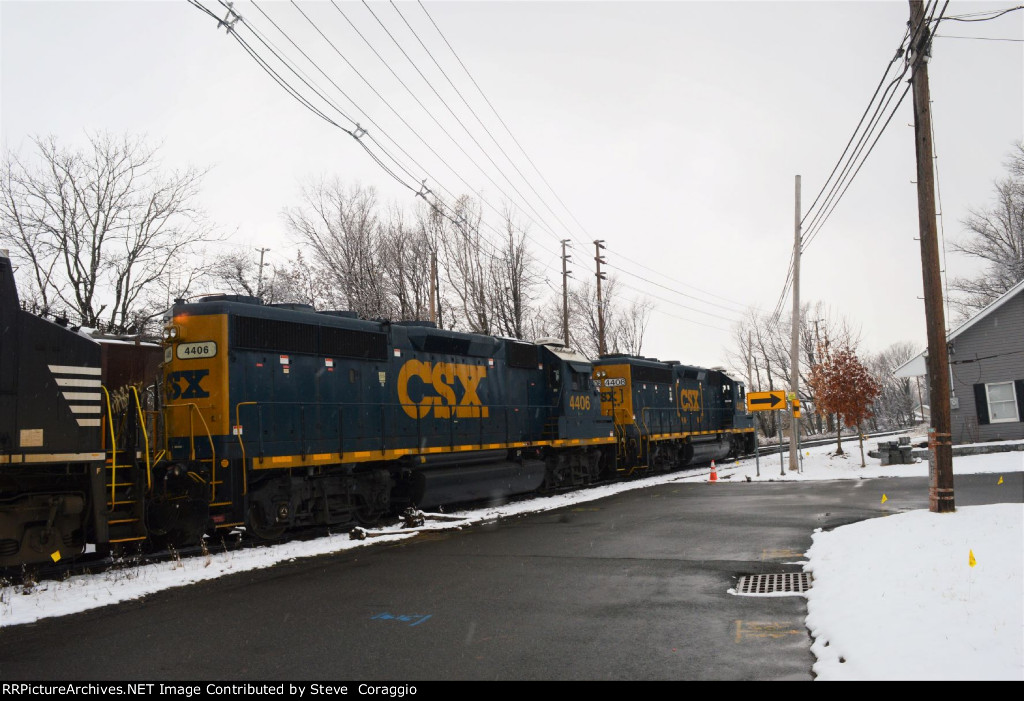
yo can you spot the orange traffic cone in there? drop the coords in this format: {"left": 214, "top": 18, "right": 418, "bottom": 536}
{"left": 709, "top": 460, "right": 718, "bottom": 483}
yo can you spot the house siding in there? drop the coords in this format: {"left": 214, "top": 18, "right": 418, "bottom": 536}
{"left": 947, "top": 290, "right": 1024, "bottom": 444}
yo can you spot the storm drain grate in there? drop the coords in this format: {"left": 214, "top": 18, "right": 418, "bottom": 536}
{"left": 735, "top": 572, "right": 812, "bottom": 596}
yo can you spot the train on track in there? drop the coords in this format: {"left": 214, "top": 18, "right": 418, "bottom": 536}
{"left": 0, "top": 249, "right": 754, "bottom": 569}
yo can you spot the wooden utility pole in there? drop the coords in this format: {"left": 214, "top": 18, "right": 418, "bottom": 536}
{"left": 789, "top": 175, "right": 801, "bottom": 471}
{"left": 909, "top": 0, "right": 954, "bottom": 513}
{"left": 561, "top": 239, "right": 572, "bottom": 347}
{"left": 594, "top": 240, "right": 607, "bottom": 356}
{"left": 256, "top": 247, "right": 270, "bottom": 297}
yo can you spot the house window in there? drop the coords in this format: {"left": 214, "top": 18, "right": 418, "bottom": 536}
{"left": 986, "top": 382, "right": 1020, "bottom": 423}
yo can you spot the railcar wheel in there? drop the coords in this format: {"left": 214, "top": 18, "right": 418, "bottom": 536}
{"left": 247, "top": 503, "right": 286, "bottom": 541}
{"left": 354, "top": 500, "right": 384, "bottom": 527}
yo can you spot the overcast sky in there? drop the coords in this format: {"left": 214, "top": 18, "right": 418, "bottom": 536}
{"left": 2, "top": 1, "right": 1021, "bottom": 372}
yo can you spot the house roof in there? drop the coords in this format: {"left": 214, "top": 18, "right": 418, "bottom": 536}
{"left": 894, "top": 276, "right": 1024, "bottom": 377}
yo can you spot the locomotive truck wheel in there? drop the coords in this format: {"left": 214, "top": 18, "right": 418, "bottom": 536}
{"left": 354, "top": 500, "right": 384, "bottom": 527}
{"left": 247, "top": 503, "right": 286, "bottom": 541}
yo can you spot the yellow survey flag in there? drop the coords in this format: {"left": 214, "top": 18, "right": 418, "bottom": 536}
{"left": 881, "top": 494, "right": 887, "bottom": 504}
{"left": 969, "top": 550, "right": 977, "bottom": 567}
{"left": 997, "top": 476, "right": 1003, "bottom": 485}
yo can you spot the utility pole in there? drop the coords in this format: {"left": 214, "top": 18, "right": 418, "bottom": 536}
{"left": 789, "top": 175, "right": 801, "bottom": 471}
{"left": 594, "top": 240, "right": 607, "bottom": 356}
{"left": 909, "top": 0, "right": 954, "bottom": 513}
{"left": 256, "top": 247, "right": 270, "bottom": 297}
{"left": 561, "top": 240, "right": 573, "bottom": 347}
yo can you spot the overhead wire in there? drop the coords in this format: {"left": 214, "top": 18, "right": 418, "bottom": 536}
{"left": 193, "top": 0, "right": 853, "bottom": 333}
{"left": 389, "top": 0, "right": 585, "bottom": 249}
{"left": 194, "top": 0, "right": 546, "bottom": 280}
{"left": 763, "top": 1, "right": 948, "bottom": 334}
{"left": 240, "top": 0, "right": 563, "bottom": 269}
{"left": 412, "top": 0, "right": 752, "bottom": 322}
{"left": 341, "top": 0, "right": 574, "bottom": 251}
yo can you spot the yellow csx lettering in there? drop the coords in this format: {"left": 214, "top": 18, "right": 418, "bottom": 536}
{"left": 397, "top": 359, "right": 489, "bottom": 419}
{"left": 677, "top": 388, "right": 701, "bottom": 412}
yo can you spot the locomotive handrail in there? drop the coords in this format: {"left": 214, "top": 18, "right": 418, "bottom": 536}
{"left": 163, "top": 403, "right": 217, "bottom": 501}
{"left": 234, "top": 401, "right": 257, "bottom": 495}
{"left": 100, "top": 386, "right": 119, "bottom": 509}
{"left": 130, "top": 386, "right": 153, "bottom": 492}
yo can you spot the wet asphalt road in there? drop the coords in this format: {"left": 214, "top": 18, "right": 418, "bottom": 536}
{"left": 0, "top": 472, "right": 1019, "bottom": 681}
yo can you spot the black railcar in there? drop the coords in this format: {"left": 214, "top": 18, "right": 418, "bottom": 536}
{"left": 0, "top": 252, "right": 107, "bottom": 566}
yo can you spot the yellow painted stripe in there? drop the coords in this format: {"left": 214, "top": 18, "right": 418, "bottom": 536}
{"left": 250, "top": 434, "right": 618, "bottom": 469}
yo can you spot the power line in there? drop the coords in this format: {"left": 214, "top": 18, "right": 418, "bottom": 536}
{"left": 939, "top": 5, "right": 1024, "bottom": 22}
{"left": 190, "top": 1, "right": 770, "bottom": 334}
{"left": 408, "top": 0, "right": 755, "bottom": 327}
{"left": 934, "top": 34, "right": 1024, "bottom": 41}
{"left": 763, "top": 3, "right": 942, "bottom": 332}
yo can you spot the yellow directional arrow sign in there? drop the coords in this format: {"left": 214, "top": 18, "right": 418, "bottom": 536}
{"left": 747, "top": 390, "right": 786, "bottom": 412}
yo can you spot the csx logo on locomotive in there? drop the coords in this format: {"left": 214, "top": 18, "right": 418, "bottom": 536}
{"left": 166, "top": 369, "right": 211, "bottom": 400}
{"left": 677, "top": 388, "right": 701, "bottom": 412}
{"left": 397, "top": 359, "right": 489, "bottom": 419}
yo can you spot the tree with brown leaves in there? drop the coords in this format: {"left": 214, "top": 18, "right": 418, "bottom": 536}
{"left": 809, "top": 344, "right": 882, "bottom": 465}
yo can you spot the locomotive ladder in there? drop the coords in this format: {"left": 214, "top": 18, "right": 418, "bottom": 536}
{"left": 101, "top": 386, "right": 150, "bottom": 548}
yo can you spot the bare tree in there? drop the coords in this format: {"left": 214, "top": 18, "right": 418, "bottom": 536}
{"left": 865, "top": 341, "right": 921, "bottom": 430}
{"left": 438, "top": 195, "right": 492, "bottom": 334}
{"left": 0, "top": 133, "right": 212, "bottom": 333}
{"left": 285, "top": 179, "right": 391, "bottom": 319}
{"left": 208, "top": 248, "right": 277, "bottom": 301}
{"left": 271, "top": 251, "right": 338, "bottom": 308}
{"left": 567, "top": 275, "right": 652, "bottom": 358}
{"left": 490, "top": 209, "right": 540, "bottom": 340}
{"left": 728, "top": 301, "right": 862, "bottom": 438}
{"left": 610, "top": 296, "right": 654, "bottom": 356}
{"left": 949, "top": 142, "right": 1024, "bottom": 321}
{"left": 380, "top": 205, "right": 434, "bottom": 322}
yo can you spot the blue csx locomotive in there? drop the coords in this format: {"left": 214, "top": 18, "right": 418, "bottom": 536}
{"left": 0, "top": 249, "right": 754, "bottom": 567}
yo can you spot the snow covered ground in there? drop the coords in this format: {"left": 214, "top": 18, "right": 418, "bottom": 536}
{"left": 2, "top": 429, "right": 1021, "bottom": 681}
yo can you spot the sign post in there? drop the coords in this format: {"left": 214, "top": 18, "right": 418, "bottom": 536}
{"left": 746, "top": 391, "right": 789, "bottom": 477}
{"left": 792, "top": 398, "right": 803, "bottom": 472}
